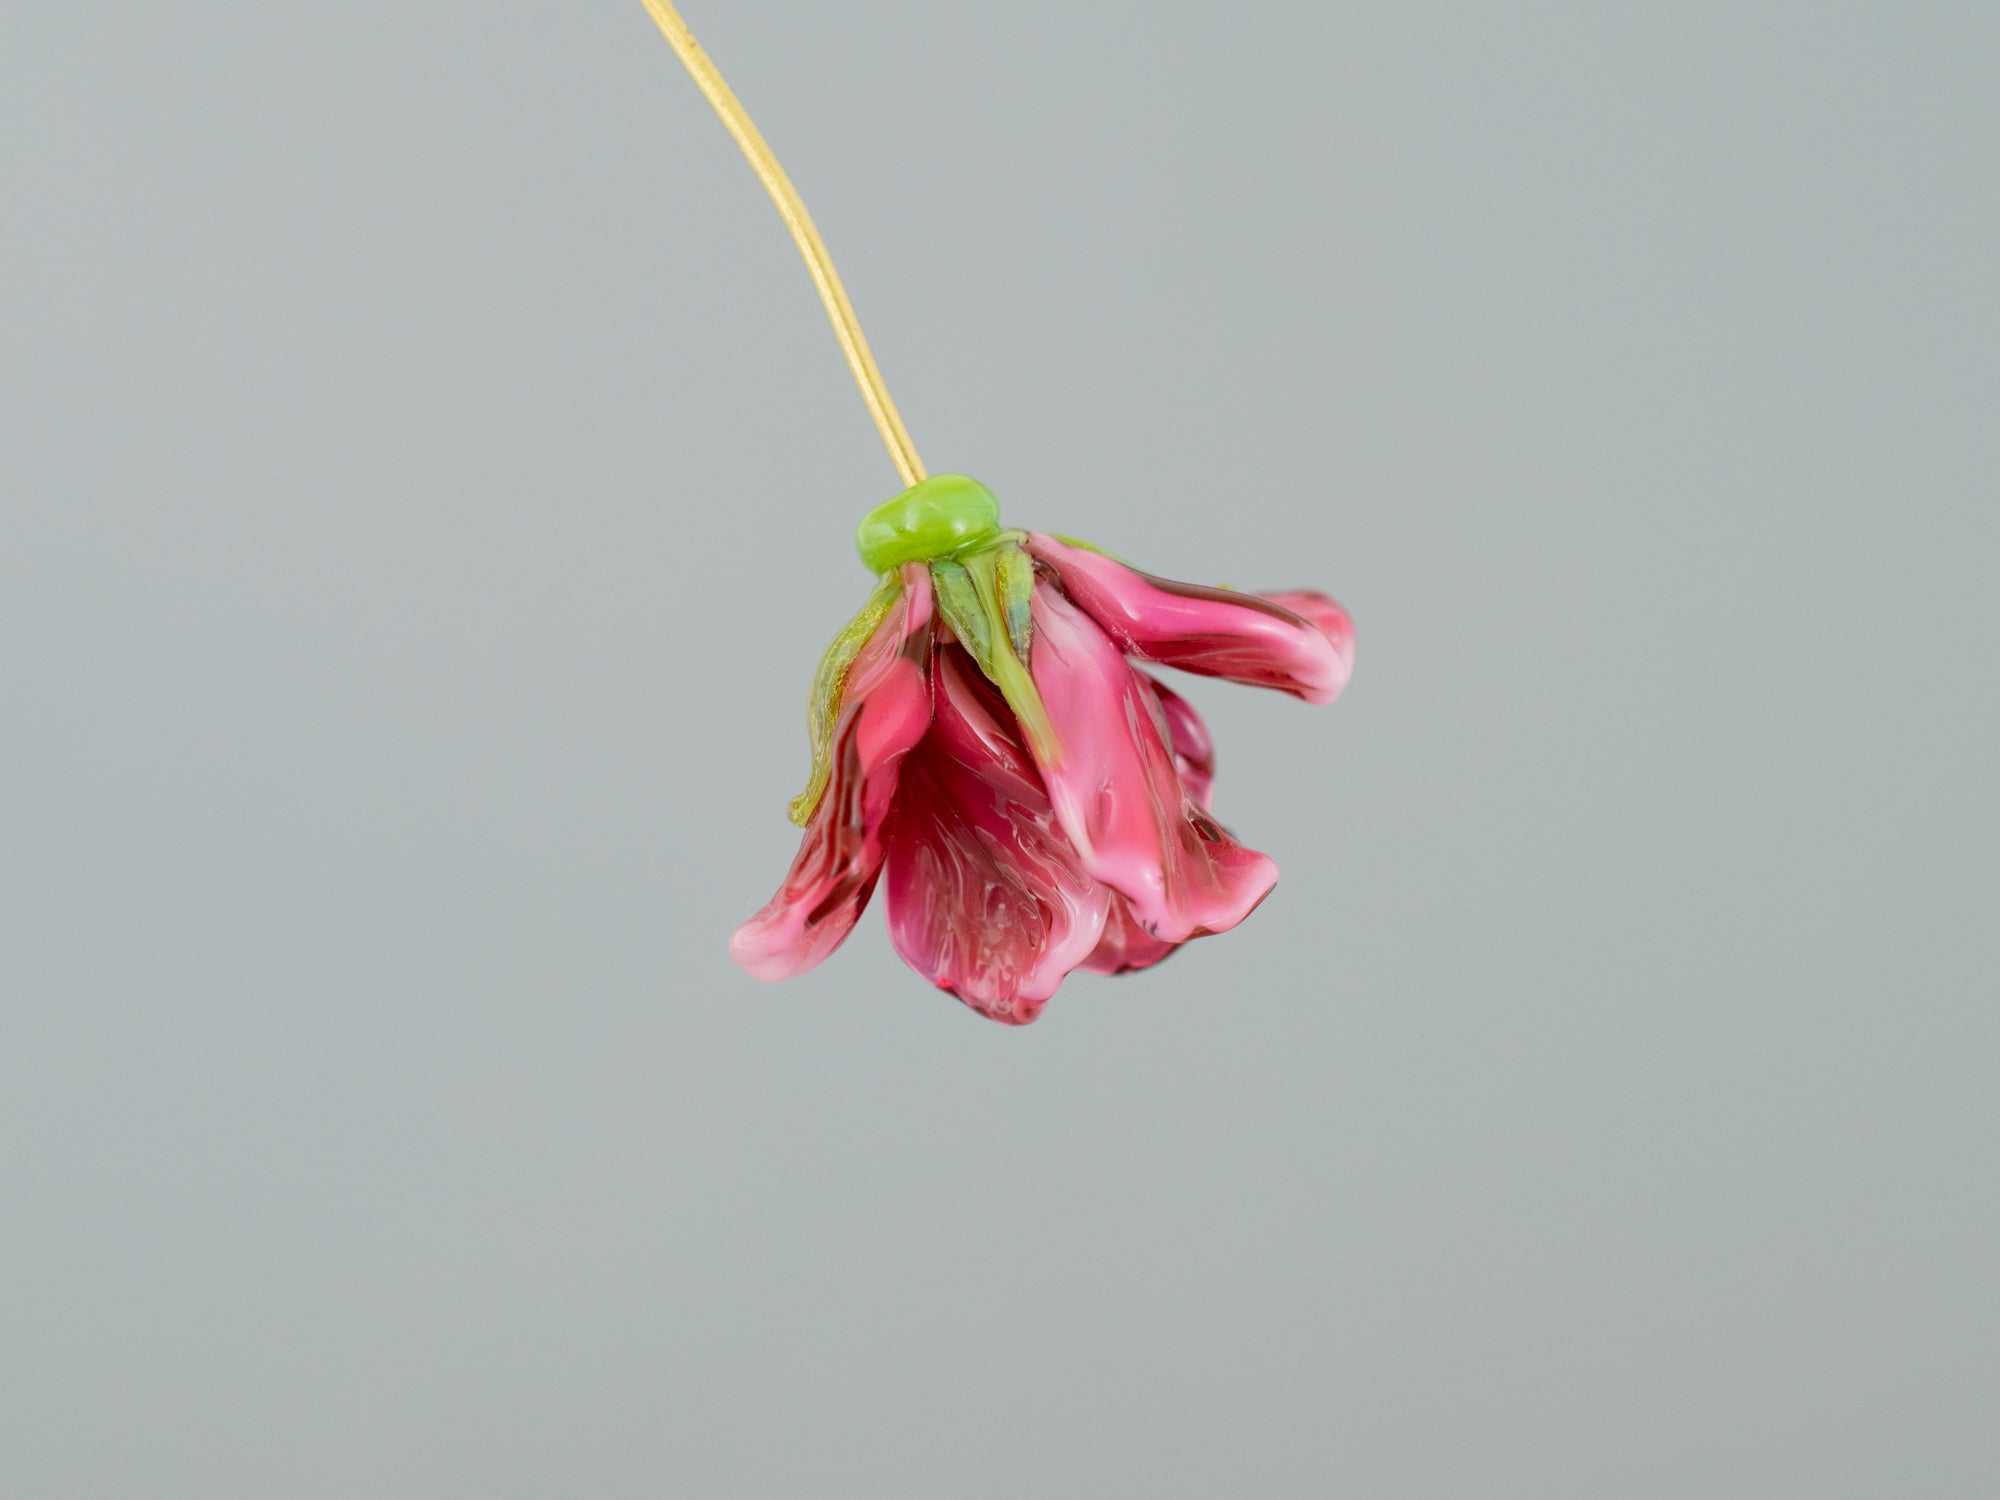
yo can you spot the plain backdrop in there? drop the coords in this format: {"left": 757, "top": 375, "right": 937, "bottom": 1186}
{"left": 5, "top": 2, "right": 1996, "bottom": 1495}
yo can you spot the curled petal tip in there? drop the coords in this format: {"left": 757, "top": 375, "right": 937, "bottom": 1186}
{"left": 729, "top": 906, "right": 849, "bottom": 983}
{"left": 1258, "top": 590, "right": 1355, "bottom": 702}
{"left": 1027, "top": 533, "right": 1350, "bottom": 704}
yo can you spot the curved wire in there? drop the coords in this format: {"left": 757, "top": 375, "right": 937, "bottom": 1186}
{"left": 640, "top": 0, "right": 927, "bottom": 488}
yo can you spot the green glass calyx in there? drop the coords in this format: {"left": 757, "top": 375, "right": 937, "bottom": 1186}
{"left": 856, "top": 474, "right": 1002, "bottom": 573}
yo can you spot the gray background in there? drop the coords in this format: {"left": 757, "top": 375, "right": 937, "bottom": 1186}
{"left": 5, "top": 2, "right": 1996, "bottom": 1494}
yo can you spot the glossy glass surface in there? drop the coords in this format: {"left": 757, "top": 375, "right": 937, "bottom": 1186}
{"left": 854, "top": 474, "right": 1002, "bottom": 573}
{"left": 739, "top": 517, "right": 1356, "bottom": 1021}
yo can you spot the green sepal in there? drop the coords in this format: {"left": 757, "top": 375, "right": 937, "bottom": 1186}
{"left": 787, "top": 572, "right": 901, "bottom": 827}
{"left": 929, "top": 559, "right": 990, "bottom": 659}
{"left": 931, "top": 543, "right": 1061, "bottom": 766}
{"left": 996, "top": 544, "right": 1036, "bottom": 662}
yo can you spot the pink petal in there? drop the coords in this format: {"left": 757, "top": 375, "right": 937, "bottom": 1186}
{"left": 882, "top": 647, "right": 1109, "bottom": 1024}
{"left": 1080, "top": 677, "right": 1214, "bottom": 973}
{"left": 1259, "top": 590, "right": 1355, "bottom": 687}
{"left": 1027, "top": 583, "right": 1278, "bottom": 946}
{"left": 1079, "top": 893, "right": 1182, "bottom": 976}
{"left": 731, "top": 565, "right": 935, "bottom": 981}
{"left": 1145, "top": 674, "right": 1215, "bottom": 812}
{"left": 1027, "top": 534, "right": 1352, "bottom": 705}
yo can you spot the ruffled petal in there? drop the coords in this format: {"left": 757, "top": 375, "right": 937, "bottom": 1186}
{"left": 731, "top": 565, "right": 934, "bottom": 981}
{"left": 1027, "top": 534, "right": 1351, "bottom": 704}
{"left": 1079, "top": 894, "right": 1182, "bottom": 976}
{"left": 882, "top": 647, "right": 1109, "bottom": 1024}
{"left": 1144, "top": 674, "right": 1215, "bottom": 812}
{"left": 1027, "top": 583, "right": 1278, "bottom": 945}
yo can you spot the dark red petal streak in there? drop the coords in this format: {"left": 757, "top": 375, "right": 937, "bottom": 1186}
{"left": 1027, "top": 533, "right": 1351, "bottom": 704}
{"left": 731, "top": 565, "right": 934, "bottom": 981}
{"left": 882, "top": 647, "right": 1109, "bottom": 1024}
{"left": 1027, "top": 584, "right": 1277, "bottom": 945}
{"left": 1144, "top": 674, "right": 1215, "bottom": 811}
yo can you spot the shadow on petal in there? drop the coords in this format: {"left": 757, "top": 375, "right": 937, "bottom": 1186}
{"left": 1144, "top": 673, "right": 1215, "bottom": 812}
{"left": 882, "top": 647, "right": 1109, "bottom": 1023}
{"left": 1079, "top": 894, "right": 1182, "bottom": 975}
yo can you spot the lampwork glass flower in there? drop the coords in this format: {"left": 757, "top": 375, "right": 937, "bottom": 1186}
{"left": 732, "top": 476, "right": 1354, "bottom": 1024}
{"left": 640, "top": 3, "right": 1359, "bottom": 1022}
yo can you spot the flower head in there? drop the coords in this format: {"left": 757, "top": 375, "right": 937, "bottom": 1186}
{"left": 732, "top": 476, "right": 1354, "bottom": 1024}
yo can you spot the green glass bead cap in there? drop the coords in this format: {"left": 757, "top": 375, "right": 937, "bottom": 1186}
{"left": 856, "top": 474, "right": 1002, "bottom": 573}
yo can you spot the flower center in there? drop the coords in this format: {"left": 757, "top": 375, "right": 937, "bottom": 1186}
{"left": 855, "top": 475, "right": 1002, "bottom": 573}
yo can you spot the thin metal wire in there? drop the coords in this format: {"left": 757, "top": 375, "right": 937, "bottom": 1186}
{"left": 639, "top": 0, "right": 927, "bottom": 488}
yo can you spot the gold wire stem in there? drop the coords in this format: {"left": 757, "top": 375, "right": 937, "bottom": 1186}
{"left": 639, "top": 0, "right": 927, "bottom": 488}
